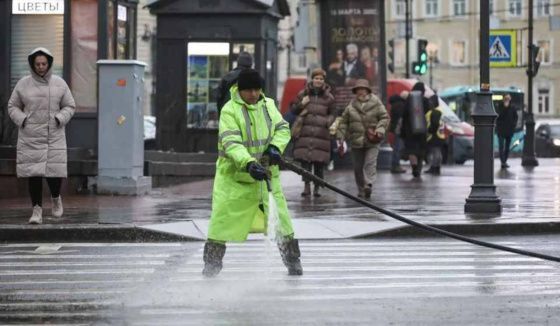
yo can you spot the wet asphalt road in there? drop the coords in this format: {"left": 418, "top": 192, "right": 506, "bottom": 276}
{"left": 1, "top": 235, "right": 559, "bottom": 325}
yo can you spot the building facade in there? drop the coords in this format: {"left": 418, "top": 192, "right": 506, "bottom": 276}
{"left": 385, "top": 0, "right": 559, "bottom": 117}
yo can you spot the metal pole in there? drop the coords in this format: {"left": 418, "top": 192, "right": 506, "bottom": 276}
{"left": 405, "top": 0, "right": 410, "bottom": 78}
{"left": 522, "top": 0, "right": 539, "bottom": 167}
{"left": 464, "top": 0, "right": 502, "bottom": 214}
{"left": 429, "top": 57, "right": 433, "bottom": 89}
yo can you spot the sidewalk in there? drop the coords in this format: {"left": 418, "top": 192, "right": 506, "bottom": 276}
{"left": 1, "top": 158, "right": 559, "bottom": 241}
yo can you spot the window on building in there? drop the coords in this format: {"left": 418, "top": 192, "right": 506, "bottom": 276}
{"left": 186, "top": 42, "right": 230, "bottom": 129}
{"left": 394, "top": 39, "right": 406, "bottom": 67}
{"left": 425, "top": 0, "right": 439, "bottom": 17}
{"left": 453, "top": 0, "right": 467, "bottom": 16}
{"left": 10, "top": 14, "right": 64, "bottom": 89}
{"left": 71, "top": 0, "right": 98, "bottom": 113}
{"left": 508, "top": 0, "right": 522, "bottom": 17}
{"left": 537, "top": 40, "right": 552, "bottom": 64}
{"left": 536, "top": 0, "right": 552, "bottom": 17}
{"left": 451, "top": 40, "right": 467, "bottom": 65}
{"left": 394, "top": 0, "right": 406, "bottom": 18}
{"left": 295, "top": 52, "right": 306, "bottom": 71}
{"left": 427, "top": 42, "right": 440, "bottom": 63}
{"left": 107, "top": 1, "right": 136, "bottom": 60}
{"left": 538, "top": 88, "right": 551, "bottom": 114}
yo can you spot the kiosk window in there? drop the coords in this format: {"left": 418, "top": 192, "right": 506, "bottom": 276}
{"left": 186, "top": 42, "right": 230, "bottom": 129}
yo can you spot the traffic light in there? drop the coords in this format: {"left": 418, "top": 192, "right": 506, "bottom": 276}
{"left": 529, "top": 44, "right": 541, "bottom": 77}
{"left": 412, "top": 39, "right": 428, "bottom": 75}
{"left": 388, "top": 39, "right": 395, "bottom": 74}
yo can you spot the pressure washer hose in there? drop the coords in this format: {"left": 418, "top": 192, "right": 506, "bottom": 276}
{"left": 280, "top": 159, "right": 560, "bottom": 263}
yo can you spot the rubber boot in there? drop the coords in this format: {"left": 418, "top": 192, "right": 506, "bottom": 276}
{"left": 278, "top": 239, "right": 303, "bottom": 276}
{"left": 364, "top": 184, "right": 372, "bottom": 198}
{"left": 412, "top": 165, "right": 420, "bottom": 178}
{"left": 424, "top": 166, "right": 436, "bottom": 174}
{"left": 313, "top": 185, "right": 321, "bottom": 197}
{"left": 202, "top": 241, "right": 226, "bottom": 277}
{"left": 28, "top": 205, "right": 43, "bottom": 225}
{"left": 52, "top": 196, "right": 63, "bottom": 218}
{"left": 301, "top": 182, "right": 311, "bottom": 197}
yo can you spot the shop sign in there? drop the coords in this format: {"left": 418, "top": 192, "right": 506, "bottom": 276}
{"left": 12, "top": 0, "right": 64, "bottom": 14}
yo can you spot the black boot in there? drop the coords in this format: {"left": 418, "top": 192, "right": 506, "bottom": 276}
{"left": 412, "top": 165, "right": 420, "bottom": 178}
{"left": 278, "top": 239, "right": 303, "bottom": 276}
{"left": 433, "top": 166, "right": 441, "bottom": 175}
{"left": 424, "top": 166, "right": 436, "bottom": 174}
{"left": 202, "top": 241, "right": 226, "bottom": 277}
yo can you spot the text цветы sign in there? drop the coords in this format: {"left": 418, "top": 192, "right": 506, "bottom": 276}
{"left": 12, "top": 0, "right": 64, "bottom": 15}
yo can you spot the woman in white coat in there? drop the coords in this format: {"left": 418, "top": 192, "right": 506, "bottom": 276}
{"left": 8, "top": 48, "right": 75, "bottom": 224}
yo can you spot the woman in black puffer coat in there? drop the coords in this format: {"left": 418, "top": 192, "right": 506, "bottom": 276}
{"left": 291, "top": 68, "right": 336, "bottom": 197}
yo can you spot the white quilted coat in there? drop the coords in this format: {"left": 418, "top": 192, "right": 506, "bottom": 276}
{"left": 8, "top": 47, "right": 75, "bottom": 178}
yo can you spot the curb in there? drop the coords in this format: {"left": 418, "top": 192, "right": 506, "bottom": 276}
{"left": 0, "top": 224, "right": 203, "bottom": 243}
{"left": 358, "top": 221, "right": 560, "bottom": 238}
{"left": 1, "top": 221, "right": 559, "bottom": 242}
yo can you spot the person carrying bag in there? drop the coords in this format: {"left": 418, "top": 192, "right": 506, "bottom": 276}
{"left": 336, "top": 79, "right": 389, "bottom": 198}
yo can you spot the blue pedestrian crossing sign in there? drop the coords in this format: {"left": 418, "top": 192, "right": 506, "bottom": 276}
{"left": 490, "top": 30, "right": 517, "bottom": 67}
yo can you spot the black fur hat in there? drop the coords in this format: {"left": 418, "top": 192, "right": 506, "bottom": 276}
{"left": 237, "top": 69, "right": 263, "bottom": 91}
{"left": 412, "top": 82, "right": 426, "bottom": 94}
{"left": 237, "top": 52, "right": 253, "bottom": 68}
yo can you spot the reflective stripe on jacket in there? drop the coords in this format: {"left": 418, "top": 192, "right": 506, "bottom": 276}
{"left": 208, "top": 85, "right": 294, "bottom": 242}
{"left": 426, "top": 107, "right": 446, "bottom": 142}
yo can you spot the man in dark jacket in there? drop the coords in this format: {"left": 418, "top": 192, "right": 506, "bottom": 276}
{"left": 496, "top": 94, "right": 518, "bottom": 169}
{"left": 388, "top": 92, "right": 408, "bottom": 173}
{"left": 216, "top": 52, "right": 253, "bottom": 112}
{"left": 401, "top": 82, "right": 430, "bottom": 178}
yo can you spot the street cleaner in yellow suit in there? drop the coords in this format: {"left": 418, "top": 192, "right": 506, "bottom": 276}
{"left": 203, "top": 69, "right": 303, "bottom": 277}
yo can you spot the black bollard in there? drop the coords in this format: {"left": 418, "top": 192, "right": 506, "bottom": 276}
{"left": 464, "top": 91, "right": 502, "bottom": 213}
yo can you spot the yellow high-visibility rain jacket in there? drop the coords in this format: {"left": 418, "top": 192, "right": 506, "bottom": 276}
{"left": 207, "top": 85, "right": 294, "bottom": 242}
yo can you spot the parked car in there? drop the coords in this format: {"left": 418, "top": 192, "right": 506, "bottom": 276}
{"left": 144, "top": 115, "right": 156, "bottom": 150}
{"left": 535, "top": 119, "right": 560, "bottom": 157}
{"left": 387, "top": 79, "right": 475, "bottom": 164}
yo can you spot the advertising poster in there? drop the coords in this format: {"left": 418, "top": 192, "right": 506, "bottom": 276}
{"left": 186, "top": 53, "right": 228, "bottom": 128}
{"left": 321, "top": 0, "right": 382, "bottom": 110}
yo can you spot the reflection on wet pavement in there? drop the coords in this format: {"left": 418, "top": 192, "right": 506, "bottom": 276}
{"left": 1, "top": 158, "right": 559, "bottom": 225}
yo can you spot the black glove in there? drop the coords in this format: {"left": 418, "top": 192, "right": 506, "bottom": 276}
{"left": 265, "top": 145, "right": 282, "bottom": 165}
{"left": 246, "top": 161, "right": 267, "bottom": 181}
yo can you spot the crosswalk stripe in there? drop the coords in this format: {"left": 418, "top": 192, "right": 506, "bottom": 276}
{"left": 0, "top": 254, "right": 171, "bottom": 259}
{"left": 0, "top": 261, "right": 166, "bottom": 267}
{"left": 0, "top": 269, "right": 155, "bottom": 276}
{"left": 0, "top": 240, "right": 558, "bottom": 324}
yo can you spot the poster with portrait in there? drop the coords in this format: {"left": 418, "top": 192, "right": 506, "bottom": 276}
{"left": 321, "top": 0, "right": 382, "bottom": 111}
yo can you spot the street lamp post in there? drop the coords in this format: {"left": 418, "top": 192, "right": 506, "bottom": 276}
{"left": 522, "top": 0, "right": 539, "bottom": 167}
{"left": 405, "top": 0, "right": 410, "bottom": 78}
{"left": 464, "top": 0, "right": 502, "bottom": 214}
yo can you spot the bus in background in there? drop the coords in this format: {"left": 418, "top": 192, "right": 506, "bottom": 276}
{"left": 387, "top": 79, "right": 475, "bottom": 164}
{"left": 439, "top": 86, "right": 525, "bottom": 153}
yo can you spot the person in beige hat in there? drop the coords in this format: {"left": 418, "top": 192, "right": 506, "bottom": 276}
{"left": 290, "top": 68, "right": 336, "bottom": 197}
{"left": 336, "top": 79, "right": 389, "bottom": 198}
